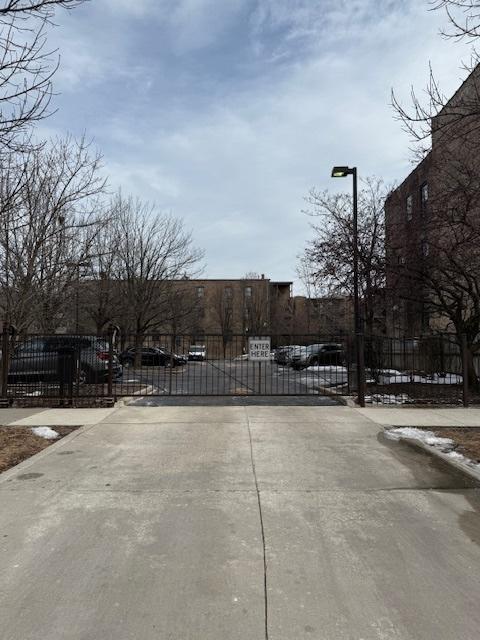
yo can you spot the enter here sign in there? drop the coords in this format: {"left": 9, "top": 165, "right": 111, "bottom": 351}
{"left": 248, "top": 337, "right": 271, "bottom": 361}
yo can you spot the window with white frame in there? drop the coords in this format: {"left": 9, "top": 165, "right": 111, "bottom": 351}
{"left": 420, "top": 182, "right": 428, "bottom": 211}
{"left": 406, "top": 194, "right": 413, "bottom": 220}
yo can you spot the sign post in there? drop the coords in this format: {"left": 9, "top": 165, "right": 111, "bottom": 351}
{"left": 248, "top": 337, "right": 271, "bottom": 395}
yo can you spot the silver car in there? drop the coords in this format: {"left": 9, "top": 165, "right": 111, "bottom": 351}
{"left": 8, "top": 335, "right": 122, "bottom": 384}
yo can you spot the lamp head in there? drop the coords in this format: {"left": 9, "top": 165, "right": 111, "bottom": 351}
{"left": 331, "top": 166, "right": 353, "bottom": 178}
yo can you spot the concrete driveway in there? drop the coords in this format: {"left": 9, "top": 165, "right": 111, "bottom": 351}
{"left": 1, "top": 405, "right": 480, "bottom": 639}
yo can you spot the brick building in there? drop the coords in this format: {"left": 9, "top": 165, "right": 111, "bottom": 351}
{"left": 385, "top": 64, "right": 480, "bottom": 336}
{"left": 160, "top": 276, "right": 293, "bottom": 338}
{"left": 292, "top": 295, "right": 354, "bottom": 335}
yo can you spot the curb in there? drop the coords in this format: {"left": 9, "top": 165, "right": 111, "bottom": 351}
{"left": 340, "top": 396, "right": 358, "bottom": 408}
{"left": 0, "top": 422, "right": 99, "bottom": 485}
{"left": 114, "top": 385, "right": 155, "bottom": 407}
{"left": 386, "top": 429, "right": 480, "bottom": 484}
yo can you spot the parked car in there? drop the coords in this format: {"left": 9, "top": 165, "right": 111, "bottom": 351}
{"left": 274, "top": 345, "right": 302, "bottom": 365}
{"left": 119, "top": 346, "right": 187, "bottom": 368}
{"left": 8, "top": 335, "right": 122, "bottom": 384}
{"left": 188, "top": 345, "right": 206, "bottom": 361}
{"left": 290, "top": 343, "right": 345, "bottom": 370}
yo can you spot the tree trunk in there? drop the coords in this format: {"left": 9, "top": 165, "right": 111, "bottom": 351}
{"left": 134, "top": 331, "right": 144, "bottom": 368}
{"left": 466, "top": 347, "right": 479, "bottom": 391}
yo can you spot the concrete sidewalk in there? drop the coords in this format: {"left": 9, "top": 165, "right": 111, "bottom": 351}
{"left": 1, "top": 404, "right": 480, "bottom": 639}
{"left": 359, "top": 407, "right": 480, "bottom": 427}
{"left": 0, "top": 407, "right": 117, "bottom": 426}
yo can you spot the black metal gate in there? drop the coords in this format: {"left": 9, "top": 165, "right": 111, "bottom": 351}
{"left": 0, "top": 332, "right": 351, "bottom": 403}
{"left": 114, "top": 334, "right": 350, "bottom": 398}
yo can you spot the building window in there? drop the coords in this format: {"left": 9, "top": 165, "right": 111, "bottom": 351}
{"left": 398, "top": 255, "right": 406, "bottom": 266}
{"left": 406, "top": 195, "right": 413, "bottom": 221}
{"left": 244, "top": 286, "right": 252, "bottom": 298}
{"left": 224, "top": 286, "right": 232, "bottom": 298}
{"left": 196, "top": 286, "right": 204, "bottom": 298}
{"left": 420, "top": 182, "right": 428, "bottom": 211}
{"left": 421, "top": 240, "right": 429, "bottom": 257}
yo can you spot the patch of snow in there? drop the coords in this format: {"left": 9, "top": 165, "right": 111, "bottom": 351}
{"left": 376, "top": 370, "right": 463, "bottom": 385}
{"left": 31, "top": 426, "right": 60, "bottom": 440}
{"left": 386, "top": 428, "right": 480, "bottom": 470}
{"left": 446, "top": 450, "right": 465, "bottom": 461}
{"left": 306, "top": 366, "right": 347, "bottom": 373}
{"left": 385, "top": 427, "right": 454, "bottom": 448}
{"left": 365, "top": 394, "right": 412, "bottom": 405}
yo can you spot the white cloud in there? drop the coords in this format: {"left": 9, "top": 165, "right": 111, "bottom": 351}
{"left": 42, "top": 0, "right": 476, "bottom": 288}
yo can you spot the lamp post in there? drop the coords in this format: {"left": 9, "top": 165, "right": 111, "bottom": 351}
{"left": 331, "top": 166, "right": 365, "bottom": 407}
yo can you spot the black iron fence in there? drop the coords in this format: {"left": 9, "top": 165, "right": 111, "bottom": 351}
{"left": 114, "top": 333, "right": 350, "bottom": 398}
{"left": 0, "top": 331, "right": 350, "bottom": 404}
{"left": 0, "top": 328, "right": 477, "bottom": 406}
{"left": 363, "top": 334, "right": 472, "bottom": 406}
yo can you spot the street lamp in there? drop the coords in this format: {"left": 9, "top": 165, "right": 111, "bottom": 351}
{"left": 331, "top": 165, "right": 365, "bottom": 407}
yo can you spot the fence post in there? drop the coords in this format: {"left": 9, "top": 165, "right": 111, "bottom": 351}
{"left": 461, "top": 333, "right": 469, "bottom": 408}
{"left": 168, "top": 335, "right": 174, "bottom": 396}
{"left": 1, "top": 324, "right": 10, "bottom": 402}
{"left": 356, "top": 332, "right": 366, "bottom": 408}
{"left": 107, "top": 327, "right": 114, "bottom": 398}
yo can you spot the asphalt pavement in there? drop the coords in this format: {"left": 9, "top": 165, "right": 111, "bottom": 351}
{"left": 1, "top": 405, "right": 480, "bottom": 639}
{"left": 118, "top": 360, "right": 347, "bottom": 397}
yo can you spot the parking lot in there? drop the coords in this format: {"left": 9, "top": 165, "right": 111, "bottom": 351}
{"left": 116, "top": 359, "right": 349, "bottom": 397}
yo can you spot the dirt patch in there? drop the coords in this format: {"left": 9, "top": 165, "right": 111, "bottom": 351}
{"left": 0, "top": 426, "right": 78, "bottom": 474}
{"left": 429, "top": 428, "right": 480, "bottom": 464}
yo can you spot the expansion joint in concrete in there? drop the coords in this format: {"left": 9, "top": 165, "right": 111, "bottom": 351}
{"left": 245, "top": 410, "right": 269, "bottom": 640}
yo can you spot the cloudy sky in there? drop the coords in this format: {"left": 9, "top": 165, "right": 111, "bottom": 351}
{"left": 43, "top": 0, "right": 474, "bottom": 291}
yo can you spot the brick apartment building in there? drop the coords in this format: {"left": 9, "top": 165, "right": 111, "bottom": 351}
{"left": 74, "top": 275, "right": 358, "bottom": 339}
{"left": 165, "top": 276, "right": 293, "bottom": 338}
{"left": 385, "top": 64, "right": 480, "bottom": 336}
{"left": 292, "top": 295, "right": 354, "bottom": 335}
{"left": 161, "top": 279, "right": 358, "bottom": 338}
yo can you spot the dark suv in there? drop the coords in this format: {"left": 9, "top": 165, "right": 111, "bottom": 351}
{"left": 8, "top": 336, "right": 122, "bottom": 383}
{"left": 290, "top": 343, "right": 345, "bottom": 370}
{"left": 119, "top": 347, "right": 187, "bottom": 368}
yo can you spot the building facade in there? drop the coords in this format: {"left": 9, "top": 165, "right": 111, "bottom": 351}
{"left": 385, "top": 64, "right": 480, "bottom": 337}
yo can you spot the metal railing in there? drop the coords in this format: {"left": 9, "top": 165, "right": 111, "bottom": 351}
{"left": 0, "top": 328, "right": 477, "bottom": 406}
{"left": 0, "top": 331, "right": 350, "bottom": 403}
{"left": 363, "top": 333, "right": 472, "bottom": 406}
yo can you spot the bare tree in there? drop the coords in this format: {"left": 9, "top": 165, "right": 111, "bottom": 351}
{"left": 0, "top": 0, "right": 88, "bottom": 151}
{"left": 82, "top": 220, "right": 121, "bottom": 335}
{"left": 211, "top": 286, "right": 233, "bottom": 357}
{"left": 0, "top": 135, "right": 106, "bottom": 333}
{"left": 112, "top": 194, "right": 203, "bottom": 363}
{"left": 432, "top": 0, "right": 480, "bottom": 41}
{"left": 392, "top": 3, "right": 480, "bottom": 156}
{"left": 300, "top": 177, "right": 388, "bottom": 335}
{"left": 162, "top": 281, "right": 201, "bottom": 336}
{"left": 244, "top": 288, "right": 269, "bottom": 336}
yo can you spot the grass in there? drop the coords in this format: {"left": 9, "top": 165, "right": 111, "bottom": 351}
{"left": 432, "top": 428, "right": 480, "bottom": 464}
{"left": 0, "top": 426, "right": 78, "bottom": 474}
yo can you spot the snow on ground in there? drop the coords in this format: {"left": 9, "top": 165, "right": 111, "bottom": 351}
{"left": 385, "top": 427, "right": 480, "bottom": 470}
{"left": 376, "top": 370, "right": 463, "bottom": 385}
{"left": 31, "top": 426, "right": 60, "bottom": 440}
{"left": 385, "top": 427, "right": 454, "bottom": 447}
{"left": 365, "top": 394, "right": 413, "bottom": 405}
{"left": 306, "top": 366, "right": 347, "bottom": 373}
